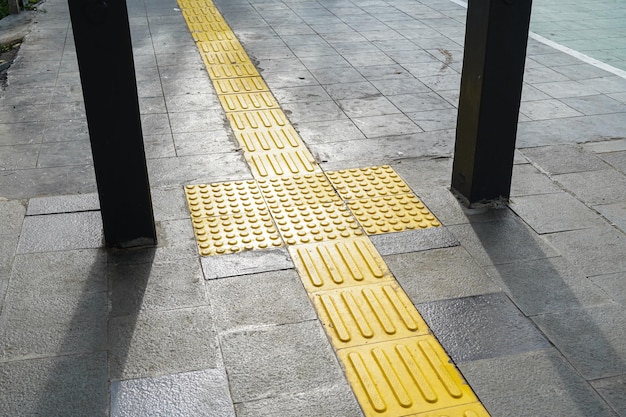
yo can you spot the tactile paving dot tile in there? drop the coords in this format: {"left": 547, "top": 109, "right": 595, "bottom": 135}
{"left": 313, "top": 282, "right": 430, "bottom": 348}
{"left": 246, "top": 149, "right": 320, "bottom": 178}
{"left": 338, "top": 336, "right": 478, "bottom": 417}
{"left": 191, "top": 212, "right": 283, "bottom": 256}
{"left": 289, "top": 237, "right": 393, "bottom": 292}
{"left": 213, "top": 77, "right": 269, "bottom": 95}
{"left": 184, "top": 181, "right": 267, "bottom": 219}
{"left": 258, "top": 174, "right": 340, "bottom": 206}
{"left": 235, "top": 126, "right": 303, "bottom": 153}
{"left": 227, "top": 109, "right": 289, "bottom": 132}
{"left": 268, "top": 200, "right": 364, "bottom": 245}
{"left": 219, "top": 92, "right": 279, "bottom": 112}
{"left": 407, "top": 402, "right": 491, "bottom": 417}
{"left": 326, "top": 165, "right": 412, "bottom": 200}
{"left": 347, "top": 194, "right": 441, "bottom": 235}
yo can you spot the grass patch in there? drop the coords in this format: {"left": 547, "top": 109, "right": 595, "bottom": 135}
{"left": 0, "top": 0, "right": 40, "bottom": 20}
{"left": 0, "top": 0, "right": 9, "bottom": 21}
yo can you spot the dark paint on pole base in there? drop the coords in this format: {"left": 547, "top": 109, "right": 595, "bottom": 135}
{"left": 451, "top": 0, "right": 533, "bottom": 206}
{"left": 68, "top": 0, "right": 157, "bottom": 247}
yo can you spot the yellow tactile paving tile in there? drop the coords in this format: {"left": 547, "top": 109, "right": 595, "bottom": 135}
{"left": 191, "top": 212, "right": 282, "bottom": 256}
{"left": 197, "top": 40, "right": 244, "bottom": 54}
{"left": 235, "top": 126, "right": 303, "bottom": 153}
{"left": 326, "top": 166, "right": 413, "bottom": 200}
{"left": 407, "top": 403, "right": 491, "bottom": 417}
{"left": 227, "top": 109, "right": 290, "bottom": 132}
{"left": 181, "top": 12, "right": 223, "bottom": 25}
{"left": 246, "top": 149, "right": 320, "bottom": 178}
{"left": 347, "top": 194, "right": 442, "bottom": 235}
{"left": 205, "top": 63, "right": 260, "bottom": 79}
{"left": 191, "top": 23, "right": 234, "bottom": 42}
{"left": 184, "top": 181, "right": 266, "bottom": 219}
{"left": 213, "top": 77, "right": 269, "bottom": 95}
{"left": 339, "top": 336, "right": 478, "bottom": 417}
{"left": 201, "top": 50, "right": 249, "bottom": 67}
{"left": 289, "top": 237, "right": 393, "bottom": 292}
{"left": 313, "top": 282, "right": 430, "bottom": 348}
{"left": 258, "top": 174, "right": 340, "bottom": 205}
{"left": 267, "top": 200, "right": 364, "bottom": 245}
{"left": 219, "top": 92, "right": 279, "bottom": 112}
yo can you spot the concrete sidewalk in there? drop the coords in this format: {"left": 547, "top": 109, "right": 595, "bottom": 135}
{"left": 1, "top": 0, "right": 626, "bottom": 416}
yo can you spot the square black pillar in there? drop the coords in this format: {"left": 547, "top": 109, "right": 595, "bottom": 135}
{"left": 451, "top": 0, "right": 532, "bottom": 206}
{"left": 68, "top": 0, "right": 157, "bottom": 247}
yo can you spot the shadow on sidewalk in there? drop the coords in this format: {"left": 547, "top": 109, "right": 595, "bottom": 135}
{"left": 468, "top": 212, "right": 622, "bottom": 415}
{"left": 30, "top": 247, "right": 155, "bottom": 416}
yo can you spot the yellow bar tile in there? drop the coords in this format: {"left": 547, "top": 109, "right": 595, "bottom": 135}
{"left": 289, "top": 237, "right": 393, "bottom": 292}
{"left": 213, "top": 77, "right": 269, "bottom": 94}
{"left": 347, "top": 194, "right": 441, "bottom": 235}
{"left": 313, "top": 282, "right": 430, "bottom": 348}
{"left": 201, "top": 51, "right": 249, "bottom": 66}
{"left": 227, "top": 109, "right": 289, "bottom": 132}
{"left": 192, "top": 25, "right": 235, "bottom": 42}
{"left": 184, "top": 181, "right": 267, "bottom": 219}
{"left": 219, "top": 92, "right": 279, "bottom": 112}
{"left": 198, "top": 40, "right": 244, "bottom": 54}
{"left": 206, "top": 63, "right": 260, "bottom": 79}
{"left": 407, "top": 402, "right": 491, "bottom": 417}
{"left": 245, "top": 149, "right": 320, "bottom": 178}
{"left": 326, "top": 165, "right": 412, "bottom": 200}
{"left": 257, "top": 173, "right": 340, "bottom": 206}
{"left": 339, "top": 336, "right": 478, "bottom": 417}
{"left": 191, "top": 212, "right": 282, "bottom": 256}
{"left": 268, "top": 200, "right": 364, "bottom": 245}
{"left": 235, "top": 126, "right": 303, "bottom": 152}
{"left": 182, "top": 13, "right": 222, "bottom": 24}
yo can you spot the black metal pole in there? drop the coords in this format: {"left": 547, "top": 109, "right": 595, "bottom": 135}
{"left": 451, "top": 0, "right": 532, "bottom": 206}
{"left": 68, "top": 0, "right": 157, "bottom": 247}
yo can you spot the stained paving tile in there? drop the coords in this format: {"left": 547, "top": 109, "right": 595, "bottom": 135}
{"left": 416, "top": 292, "right": 551, "bottom": 363}
{"left": 110, "top": 368, "right": 236, "bottom": 417}
{"left": 532, "top": 303, "right": 626, "bottom": 380}
{"left": 207, "top": 269, "right": 316, "bottom": 331}
{"left": 26, "top": 193, "right": 100, "bottom": 215}
{"left": 0, "top": 353, "right": 108, "bottom": 417}
{"left": 521, "top": 144, "right": 610, "bottom": 175}
{"left": 385, "top": 246, "right": 500, "bottom": 304}
{"left": 484, "top": 257, "right": 612, "bottom": 316}
{"left": 447, "top": 216, "right": 559, "bottom": 266}
{"left": 370, "top": 227, "right": 459, "bottom": 256}
{"left": 16, "top": 211, "right": 104, "bottom": 254}
{"left": 591, "top": 375, "right": 626, "bottom": 416}
{"left": 459, "top": 349, "right": 618, "bottom": 417}
{"left": 201, "top": 246, "right": 293, "bottom": 279}
{"left": 510, "top": 192, "right": 606, "bottom": 234}
{"left": 108, "top": 306, "right": 219, "bottom": 380}
{"left": 234, "top": 385, "right": 363, "bottom": 417}
{"left": 108, "top": 260, "right": 207, "bottom": 317}
{"left": 544, "top": 225, "right": 626, "bottom": 277}
{"left": 220, "top": 320, "right": 346, "bottom": 403}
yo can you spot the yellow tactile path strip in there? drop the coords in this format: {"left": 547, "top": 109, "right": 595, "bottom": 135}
{"left": 176, "top": 1, "right": 489, "bottom": 416}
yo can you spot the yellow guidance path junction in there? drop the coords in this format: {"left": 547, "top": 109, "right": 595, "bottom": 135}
{"left": 178, "top": 1, "right": 490, "bottom": 416}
